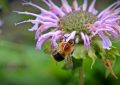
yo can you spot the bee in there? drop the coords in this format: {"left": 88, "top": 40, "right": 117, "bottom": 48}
{"left": 52, "top": 40, "right": 74, "bottom": 69}
{"left": 52, "top": 40, "right": 74, "bottom": 62}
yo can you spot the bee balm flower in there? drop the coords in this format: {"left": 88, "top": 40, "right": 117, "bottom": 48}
{"left": 15, "top": 0, "right": 120, "bottom": 78}
{"left": 15, "top": 0, "right": 120, "bottom": 49}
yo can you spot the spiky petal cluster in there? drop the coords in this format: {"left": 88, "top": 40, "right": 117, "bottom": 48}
{"left": 15, "top": 0, "right": 120, "bottom": 50}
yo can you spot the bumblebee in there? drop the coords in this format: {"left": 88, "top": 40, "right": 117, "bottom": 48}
{"left": 52, "top": 40, "right": 74, "bottom": 62}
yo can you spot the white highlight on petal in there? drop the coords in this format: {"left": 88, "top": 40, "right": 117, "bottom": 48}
{"left": 14, "top": 11, "right": 40, "bottom": 17}
{"left": 15, "top": 19, "right": 40, "bottom": 26}
{"left": 66, "top": 31, "right": 76, "bottom": 42}
{"left": 61, "top": 0, "right": 72, "bottom": 13}
{"left": 72, "top": 0, "right": 79, "bottom": 11}
{"left": 82, "top": 0, "right": 88, "bottom": 11}
{"left": 62, "top": 33, "right": 70, "bottom": 42}
{"left": 92, "top": 8, "right": 98, "bottom": 15}
{"left": 29, "top": 23, "right": 39, "bottom": 31}
{"left": 88, "top": 0, "right": 98, "bottom": 15}
{"left": 88, "top": 0, "right": 96, "bottom": 13}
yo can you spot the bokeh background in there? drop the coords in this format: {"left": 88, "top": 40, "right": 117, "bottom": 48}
{"left": 0, "top": 0, "right": 120, "bottom": 85}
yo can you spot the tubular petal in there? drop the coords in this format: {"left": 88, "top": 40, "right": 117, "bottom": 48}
{"left": 88, "top": 0, "right": 96, "bottom": 13}
{"left": 72, "top": 0, "right": 79, "bottom": 11}
{"left": 82, "top": 0, "right": 88, "bottom": 11}
{"left": 98, "top": 32, "right": 112, "bottom": 49}
{"left": 66, "top": 31, "right": 76, "bottom": 42}
{"left": 61, "top": 0, "right": 72, "bottom": 13}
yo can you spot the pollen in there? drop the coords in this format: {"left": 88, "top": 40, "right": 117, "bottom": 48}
{"left": 59, "top": 11, "right": 98, "bottom": 33}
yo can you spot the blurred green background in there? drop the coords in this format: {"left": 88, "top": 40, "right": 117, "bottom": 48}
{"left": 0, "top": 0, "right": 120, "bottom": 85}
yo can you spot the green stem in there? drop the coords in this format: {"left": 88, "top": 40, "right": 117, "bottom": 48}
{"left": 79, "top": 60, "right": 84, "bottom": 85}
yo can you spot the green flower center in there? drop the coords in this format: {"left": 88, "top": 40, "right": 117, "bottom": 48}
{"left": 59, "top": 11, "right": 98, "bottom": 33}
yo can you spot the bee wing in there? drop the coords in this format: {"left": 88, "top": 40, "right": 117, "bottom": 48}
{"left": 64, "top": 55, "right": 73, "bottom": 70}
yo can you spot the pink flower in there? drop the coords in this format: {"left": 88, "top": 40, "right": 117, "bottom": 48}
{"left": 15, "top": 0, "right": 120, "bottom": 50}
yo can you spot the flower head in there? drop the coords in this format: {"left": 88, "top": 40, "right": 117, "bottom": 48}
{"left": 15, "top": 0, "right": 120, "bottom": 49}
{"left": 15, "top": 0, "right": 120, "bottom": 78}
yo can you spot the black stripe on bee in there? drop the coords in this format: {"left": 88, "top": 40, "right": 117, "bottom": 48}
{"left": 53, "top": 52, "right": 65, "bottom": 62}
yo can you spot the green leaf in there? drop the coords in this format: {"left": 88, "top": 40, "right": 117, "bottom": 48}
{"left": 88, "top": 48, "right": 97, "bottom": 69}
{"left": 72, "top": 45, "right": 87, "bottom": 59}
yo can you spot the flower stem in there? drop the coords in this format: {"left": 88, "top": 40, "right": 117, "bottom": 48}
{"left": 79, "top": 60, "right": 84, "bottom": 85}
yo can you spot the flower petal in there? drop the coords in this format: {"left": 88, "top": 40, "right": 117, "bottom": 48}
{"left": 36, "top": 32, "right": 53, "bottom": 50}
{"left": 88, "top": 0, "right": 96, "bottom": 13}
{"left": 22, "top": 1, "right": 59, "bottom": 19}
{"left": 97, "top": 1, "right": 120, "bottom": 18}
{"left": 66, "top": 31, "right": 76, "bottom": 42}
{"left": 42, "top": 0, "right": 65, "bottom": 17}
{"left": 98, "top": 32, "right": 112, "bottom": 50}
{"left": 81, "top": 32, "right": 90, "bottom": 48}
{"left": 36, "top": 30, "right": 62, "bottom": 50}
{"left": 51, "top": 31, "right": 62, "bottom": 47}
{"left": 82, "top": 0, "right": 88, "bottom": 11}
{"left": 72, "top": 0, "right": 79, "bottom": 11}
{"left": 61, "top": 0, "right": 72, "bottom": 13}
{"left": 35, "top": 22, "right": 58, "bottom": 39}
